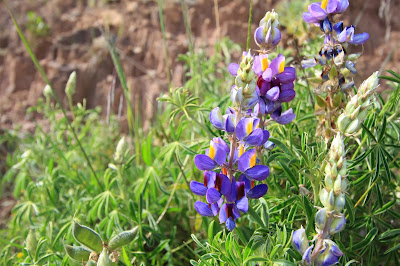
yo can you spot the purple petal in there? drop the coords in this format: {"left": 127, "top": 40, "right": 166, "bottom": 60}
{"left": 219, "top": 204, "right": 227, "bottom": 223}
{"left": 236, "top": 197, "right": 249, "bottom": 213}
{"left": 338, "top": 29, "right": 348, "bottom": 42}
{"left": 276, "top": 70, "right": 296, "bottom": 84}
{"left": 303, "top": 245, "right": 314, "bottom": 264}
{"left": 349, "top": 32, "right": 369, "bottom": 45}
{"left": 245, "top": 128, "right": 267, "bottom": 146}
{"left": 213, "top": 137, "right": 229, "bottom": 153}
{"left": 303, "top": 12, "right": 320, "bottom": 23}
{"left": 209, "top": 107, "right": 224, "bottom": 130}
{"left": 211, "top": 142, "right": 228, "bottom": 166}
{"left": 270, "top": 54, "right": 285, "bottom": 76}
{"left": 235, "top": 118, "right": 251, "bottom": 140}
{"left": 194, "top": 154, "right": 217, "bottom": 171}
{"left": 224, "top": 114, "right": 235, "bottom": 133}
{"left": 265, "top": 86, "right": 280, "bottom": 101}
{"left": 273, "top": 108, "right": 296, "bottom": 125}
{"left": 229, "top": 63, "right": 239, "bottom": 77}
{"left": 333, "top": 22, "right": 343, "bottom": 34}
{"left": 281, "top": 83, "right": 294, "bottom": 91}
{"left": 254, "top": 27, "right": 265, "bottom": 47}
{"left": 335, "top": 0, "right": 349, "bottom": 13}
{"left": 210, "top": 200, "right": 221, "bottom": 216}
{"left": 238, "top": 149, "right": 257, "bottom": 173}
{"left": 326, "top": 0, "right": 339, "bottom": 13}
{"left": 309, "top": 3, "right": 327, "bottom": 20}
{"left": 225, "top": 217, "right": 236, "bottom": 231}
{"left": 206, "top": 188, "right": 221, "bottom": 204}
{"left": 262, "top": 68, "right": 273, "bottom": 82}
{"left": 271, "top": 28, "right": 281, "bottom": 46}
{"left": 238, "top": 174, "right": 251, "bottom": 192}
{"left": 194, "top": 201, "right": 214, "bottom": 216}
{"left": 247, "top": 184, "right": 268, "bottom": 198}
{"left": 190, "top": 181, "right": 207, "bottom": 196}
{"left": 218, "top": 173, "right": 232, "bottom": 196}
{"left": 245, "top": 165, "right": 269, "bottom": 181}
{"left": 278, "top": 89, "right": 296, "bottom": 102}
{"left": 259, "top": 80, "right": 271, "bottom": 95}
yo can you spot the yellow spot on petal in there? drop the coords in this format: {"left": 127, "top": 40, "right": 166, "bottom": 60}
{"left": 261, "top": 58, "right": 269, "bottom": 71}
{"left": 209, "top": 144, "right": 216, "bottom": 160}
{"left": 239, "top": 145, "right": 244, "bottom": 157}
{"left": 246, "top": 120, "right": 253, "bottom": 135}
{"left": 279, "top": 60, "right": 285, "bottom": 73}
{"left": 250, "top": 153, "right": 256, "bottom": 168}
{"left": 321, "top": 0, "right": 328, "bottom": 10}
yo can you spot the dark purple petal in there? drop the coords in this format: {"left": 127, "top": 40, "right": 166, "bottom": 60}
{"left": 238, "top": 149, "right": 256, "bottom": 173}
{"left": 194, "top": 154, "right": 217, "bottom": 170}
{"left": 218, "top": 174, "right": 232, "bottom": 196}
{"left": 194, "top": 201, "right": 214, "bottom": 216}
{"left": 212, "top": 143, "right": 228, "bottom": 166}
{"left": 272, "top": 108, "right": 296, "bottom": 125}
{"left": 349, "top": 32, "right": 369, "bottom": 45}
{"left": 206, "top": 188, "right": 221, "bottom": 204}
{"left": 265, "top": 86, "right": 280, "bottom": 101}
{"left": 204, "top": 171, "right": 216, "bottom": 188}
{"left": 245, "top": 128, "right": 266, "bottom": 146}
{"left": 276, "top": 71, "right": 296, "bottom": 84}
{"left": 245, "top": 165, "right": 270, "bottom": 181}
{"left": 225, "top": 217, "right": 236, "bottom": 231}
{"left": 333, "top": 22, "right": 343, "bottom": 34}
{"left": 190, "top": 181, "right": 207, "bottom": 196}
{"left": 210, "top": 200, "right": 221, "bottom": 216}
{"left": 279, "top": 89, "right": 296, "bottom": 102}
{"left": 209, "top": 107, "right": 224, "bottom": 130}
{"left": 238, "top": 174, "right": 251, "bottom": 192}
{"left": 262, "top": 130, "right": 270, "bottom": 144}
{"left": 224, "top": 114, "right": 235, "bottom": 133}
{"left": 247, "top": 184, "right": 268, "bottom": 198}
{"left": 229, "top": 63, "right": 239, "bottom": 77}
{"left": 281, "top": 83, "right": 294, "bottom": 91}
{"left": 259, "top": 80, "right": 271, "bottom": 95}
{"left": 303, "top": 12, "right": 319, "bottom": 23}
{"left": 236, "top": 197, "right": 249, "bottom": 213}
{"left": 309, "top": 3, "right": 327, "bottom": 20}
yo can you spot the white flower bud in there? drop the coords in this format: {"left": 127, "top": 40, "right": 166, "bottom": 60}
{"left": 65, "top": 71, "right": 77, "bottom": 97}
{"left": 334, "top": 193, "right": 346, "bottom": 212}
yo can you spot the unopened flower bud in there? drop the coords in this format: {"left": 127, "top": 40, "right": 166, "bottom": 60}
{"left": 334, "top": 175, "right": 342, "bottom": 194}
{"left": 315, "top": 208, "right": 328, "bottom": 230}
{"left": 325, "top": 175, "right": 334, "bottom": 190}
{"left": 26, "top": 230, "right": 37, "bottom": 256}
{"left": 43, "top": 84, "right": 52, "bottom": 98}
{"left": 65, "top": 71, "right": 77, "bottom": 97}
{"left": 292, "top": 226, "right": 309, "bottom": 254}
{"left": 114, "top": 137, "right": 129, "bottom": 162}
{"left": 334, "top": 193, "right": 346, "bottom": 212}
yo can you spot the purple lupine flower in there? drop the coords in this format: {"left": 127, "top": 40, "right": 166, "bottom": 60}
{"left": 238, "top": 174, "right": 268, "bottom": 199}
{"left": 303, "top": 0, "right": 349, "bottom": 25}
{"left": 270, "top": 107, "right": 296, "bottom": 125}
{"left": 238, "top": 149, "right": 269, "bottom": 181}
{"left": 190, "top": 171, "right": 232, "bottom": 203}
{"left": 194, "top": 138, "right": 229, "bottom": 171}
{"left": 219, "top": 203, "right": 241, "bottom": 231}
{"left": 254, "top": 10, "right": 281, "bottom": 49}
{"left": 236, "top": 118, "right": 270, "bottom": 147}
{"left": 315, "top": 240, "right": 344, "bottom": 266}
{"left": 209, "top": 107, "right": 236, "bottom": 133}
{"left": 292, "top": 226, "right": 310, "bottom": 255}
{"left": 255, "top": 54, "right": 296, "bottom": 103}
{"left": 336, "top": 25, "right": 369, "bottom": 45}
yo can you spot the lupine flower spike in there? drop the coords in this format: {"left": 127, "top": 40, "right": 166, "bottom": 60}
{"left": 190, "top": 10, "right": 296, "bottom": 231}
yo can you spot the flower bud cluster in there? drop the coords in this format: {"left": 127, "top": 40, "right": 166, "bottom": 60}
{"left": 254, "top": 10, "right": 281, "bottom": 50}
{"left": 292, "top": 133, "right": 346, "bottom": 265}
{"left": 337, "top": 72, "right": 379, "bottom": 134}
{"left": 190, "top": 10, "right": 296, "bottom": 231}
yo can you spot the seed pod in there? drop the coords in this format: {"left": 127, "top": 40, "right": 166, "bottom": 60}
{"left": 98, "top": 248, "right": 111, "bottom": 266}
{"left": 72, "top": 221, "right": 103, "bottom": 254}
{"left": 64, "top": 244, "right": 91, "bottom": 262}
{"left": 108, "top": 227, "right": 138, "bottom": 251}
{"left": 26, "top": 230, "right": 37, "bottom": 256}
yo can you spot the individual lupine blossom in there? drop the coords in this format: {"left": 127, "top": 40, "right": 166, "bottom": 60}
{"left": 337, "top": 72, "right": 379, "bottom": 134}
{"left": 292, "top": 133, "right": 347, "bottom": 265}
{"left": 254, "top": 10, "right": 281, "bottom": 50}
{"left": 303, "top": 0, "right": 349, "bottom": 25}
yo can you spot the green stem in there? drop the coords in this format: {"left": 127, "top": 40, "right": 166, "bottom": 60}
{"left": 246, "top": 0, "right": 253, "bottom": 51}
{"left": 6, "top": 4, "right": 103, "bottom": 190}
{"left": 157, "top": 0, "right": 171, "bottom": 88}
